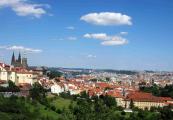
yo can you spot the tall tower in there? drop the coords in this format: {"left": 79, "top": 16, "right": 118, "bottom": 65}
{"left": 11, "top": 52, "right": 16, "bottom": 66}
{"left": 22, "top": 52, "right": 28, "bottom": 68}
{"left": 18, "top": 52, "right": 22, "bottom": 64}
{"left": 22, "top": 58, "right": 28, "bottom": 68}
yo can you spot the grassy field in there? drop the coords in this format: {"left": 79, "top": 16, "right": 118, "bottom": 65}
{"left": 26, "top": 101, "right": 60, "bottom": 119}
{"left": 0, "top": 96, "right": 73, "bottom": 120}
{"left": 0, "top": 100, "right": 60, "bottom": 120}
{"left": 50, "top": 96, "right": 73, "bottom": 110}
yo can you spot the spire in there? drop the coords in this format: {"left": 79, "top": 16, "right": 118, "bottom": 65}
{"left": 11, "top": 52, "right": 15, "bottom": 65}
{"left": 18, "top": 52, "right": 22, "bottom": 63}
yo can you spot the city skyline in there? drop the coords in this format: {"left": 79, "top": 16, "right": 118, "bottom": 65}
{"left": 0, "top": 0, "right": 173, "bottom": 71}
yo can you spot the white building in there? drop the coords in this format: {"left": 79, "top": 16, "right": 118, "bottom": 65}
{"left": 0, "top": 63, "right": 37, "bottom": 85}
{"left": 51, "top": 84, "right": 65, "bottom": 95}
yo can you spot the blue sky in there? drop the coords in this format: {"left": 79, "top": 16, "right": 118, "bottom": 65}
{"left": 0, "top": 0, "right": 173, "bottom": 71}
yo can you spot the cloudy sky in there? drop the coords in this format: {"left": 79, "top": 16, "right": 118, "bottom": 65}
{"left": 0, "top": 0, "right": 173, "bottom": 71}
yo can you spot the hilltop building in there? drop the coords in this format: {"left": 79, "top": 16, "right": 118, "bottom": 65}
{"left": 0, "top": 63, "right": 38, "bottom": 85}
{"left": 0, "top": 53, "right": 43, "bottom": 85}
{"left": 11, "top": 52, "right": 28, "bottom": 68}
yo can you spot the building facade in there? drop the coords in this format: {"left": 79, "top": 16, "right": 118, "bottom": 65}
{"left": 0, "top": 63, "right": 37, "bottom": 85}
{"left": 124, "top": 92, "right": 173, "bottom": 110}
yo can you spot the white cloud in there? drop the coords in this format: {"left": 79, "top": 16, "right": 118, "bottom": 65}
{"left": 101, "top": 40, "right": 127, "bottom": 46}
{"left": 66, "top": 26, "right": 75, "bottom": 30}
{"left": 0, "top": 0, "right": 19, "bottom": 6}
{"left": 84, "top": 33, "right": 128, "bottom": 46}
{"left": 0, "top": 45, "right": 42, "bottom": 53}
{"left": 53, "top": 36, "right": 77, "bottom": 41}
{"left": 0, "top": 0, "right": 49, "bottom": 18}
{"left": 87, "top": 54, "right": 96, "bottom": 58}
{"left": 120, "top": 32, "right": 128, "bottom": 35}
{"left": 84, "top": 33, "right": 108, "bottom": 40}
{"left": 67, "top": 37, "right": 77, "bottom": 41}
{"left": 80, "top": 12, "right": 132, "bottom": 26}
{"left": 51, "top": 38, "right": 63, "bottom": 41}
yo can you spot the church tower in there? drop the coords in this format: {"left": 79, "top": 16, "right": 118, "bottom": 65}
{"left": 17, "top": 52, "right": 22, "bottom": 64}
{"left": 22, "top": 57, "right": 28, "bottom": 68}
{"left": 11, "top": 52, "right": 16, "bottom": 66}
{"left": 22, "top": 52, "right": 28, "bottom": 68}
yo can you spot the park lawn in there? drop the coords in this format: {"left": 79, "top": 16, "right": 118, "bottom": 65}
{"left": 36, "top": 103, "right": 60, "bottom": 119}
{"left": 50, "top": 96, "right": 73, "bottom": 110}
{"left": 22, "top": 96, "right": 76, "bottom": 119}
{"left": 24, "top": 100, "right": 60, "bottom": 120}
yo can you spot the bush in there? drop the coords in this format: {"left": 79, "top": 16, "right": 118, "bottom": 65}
{"left": 121, "top": 111, "right": 126, "bottom": 115}
{"left": 115, "top": 106, "right": 124, "bottom": 111}
{"left": 50, "top": 105, "right": 56, "bottom": 111}
{"left": 56, "top": 109, "right": 62, "bottom": 114}
{"left": 132, "top": 107, "right": 141, "bottom": 111}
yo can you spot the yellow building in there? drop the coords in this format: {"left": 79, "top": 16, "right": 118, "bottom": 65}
{"left": 124, "top": 92, "right": 173, "bottom": 110}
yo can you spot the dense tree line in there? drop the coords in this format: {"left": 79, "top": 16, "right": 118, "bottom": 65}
{"left": 0, "top": 95, "right": 41, "bottom": 120}
{"left": 0, "top": 80, "right": 20, "bottom": 92}
{"left": 47, "top": 70, "right": 63, "bottom": 79}
{"left": 58, "top": 91, "right": 173, "bottom": 120}
{"left": 140, "top": 84, "right": 173, "bottom": 98}
{"left": 100, "top": 70, "right": 137, "bottom": 75}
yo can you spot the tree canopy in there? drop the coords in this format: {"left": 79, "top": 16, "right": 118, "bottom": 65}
{"left": 47, "top": 70, "right": 63, "bottom": 79}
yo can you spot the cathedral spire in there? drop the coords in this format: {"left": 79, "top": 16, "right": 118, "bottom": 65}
{"left": 18, "top": 52, "right": 22, "bottom": 63}
{"left": 11, "top": 51, "right": 15, "bottom": 65}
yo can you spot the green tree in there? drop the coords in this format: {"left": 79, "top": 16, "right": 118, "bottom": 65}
{"left": 94, "top": 99, "right": 109, "bottom": 120}
{"left": 100, "top": 94, "right": 117, "bottom": 108}
{"left": 129, "top": 99, "right": 134, "bottom": 109}
{"left": 29, "top": 82, "right": 46, "bottom": 101}
{"left": 90, "top": 78, "right": 97, "bottom": 82}
{"left": 160, "top": 106, "right": 173, "bottom": 120}
{"left": 73, "top": 99, "right": 93, "bottom": 120}
{"left": 105, "top": 77, "right": 110, "bottom": 81}
{"left": 47, "top": 70, "right": 63, "bottom": 79}
{"left": 8, "top": 80, "right": 20, "bottom": 92}
{"left": 80, "top": 91, "right": 89, "bottom": 99}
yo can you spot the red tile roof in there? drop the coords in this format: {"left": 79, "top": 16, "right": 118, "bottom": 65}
{"left": 106, "top": 90, "right": 124, "bottom": 98}
{"left": 126, "top": 92, "right": 169, "bottom": 102}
